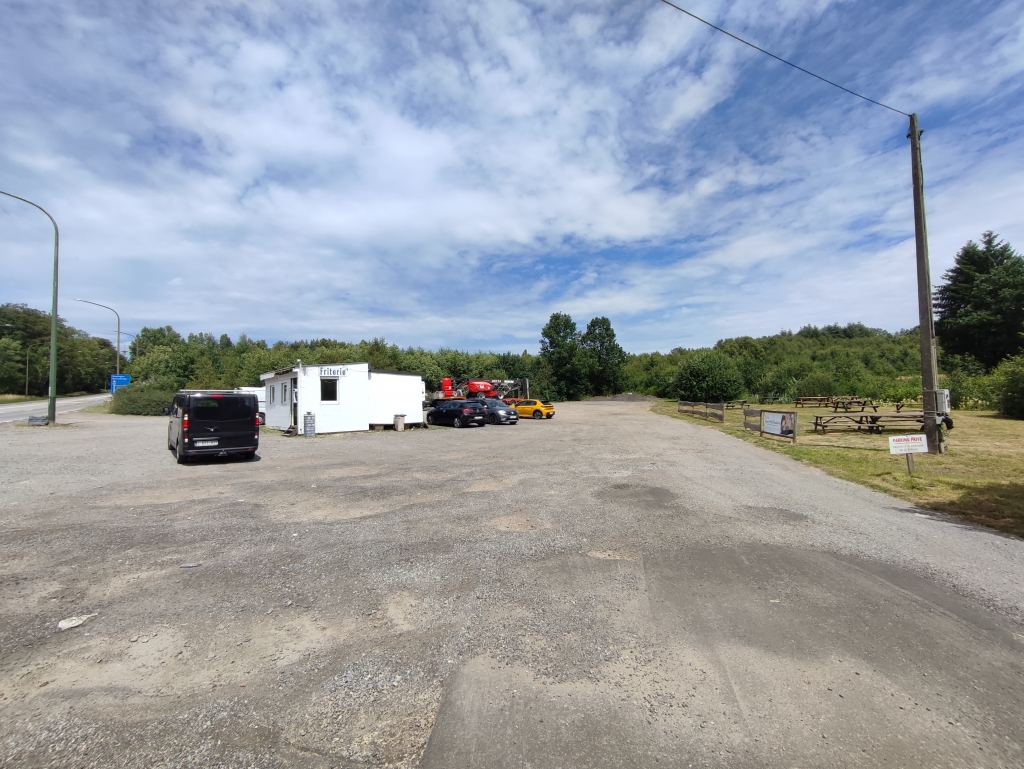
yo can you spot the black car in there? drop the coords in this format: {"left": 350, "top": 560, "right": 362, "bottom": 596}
{"left": 165, "top": 390, "right": 260, "bottom": 464}
{"left": 476, "top": 398, "right": 519, "bottom": 425}
{"left": 426, "top": 400, "right": 487, "bottom": 428}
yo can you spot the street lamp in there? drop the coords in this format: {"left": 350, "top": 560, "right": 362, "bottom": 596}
{"left": 0, "top": 190, "right": 59, "bottom": 423}
{"left": 107, "top": 330, "right": 139, "bottom": 361}
{"left": 76, "top": 299, "right": 121, "bottom": 376}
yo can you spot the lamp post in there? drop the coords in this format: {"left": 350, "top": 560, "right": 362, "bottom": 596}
{"left": 0, "top": 190, "right": 59, "bottom": 423}
{"left": 76, "top": 299, "right": 121, "bottom": 376}
{"left": 108, "top": 330, "right": 139, "bottom": 361}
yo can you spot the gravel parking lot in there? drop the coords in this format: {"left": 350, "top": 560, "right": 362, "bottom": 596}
{"left": 2, "top": 399, "right": 1023, "bottom": 768}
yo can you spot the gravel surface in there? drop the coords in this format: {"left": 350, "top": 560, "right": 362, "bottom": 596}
{"left": 1, "top": 401, "right": 1022, "bottom": 768}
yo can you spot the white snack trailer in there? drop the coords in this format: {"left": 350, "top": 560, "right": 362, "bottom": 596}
{"left": 260, "top": 363, "right": 425, "bottom": 434}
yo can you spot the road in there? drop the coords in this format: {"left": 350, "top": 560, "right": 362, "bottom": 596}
{"left": 1, "top": 398, "right": 1022, "bottom": 768}
{"left": 0, "top": 392, "right": 109, "bottom": 423}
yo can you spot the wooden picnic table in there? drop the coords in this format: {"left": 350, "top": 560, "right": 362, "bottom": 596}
{"left": 795, "top": 396, "right": 829, "bottom": 407}
{"left": 723, "top": 400, "right": 749, "bottom": 409}
{"left": 813, "top": 412, "right": 924, "bottom": 434}
{"left": 830, "top": 399, "right": 879, "bottom": 413}
{"left": 892, "top": 401, "right": 923, "bottom": 413}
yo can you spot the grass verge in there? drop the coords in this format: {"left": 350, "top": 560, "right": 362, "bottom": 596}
{"left": 650, "top": 400, "right": 1024, "bottom": 538}
{"left": 81, "top": 401, "right": 112, "bottom": 414}
{"left": 0, "top": 394, "right": 45, "bottom": 404}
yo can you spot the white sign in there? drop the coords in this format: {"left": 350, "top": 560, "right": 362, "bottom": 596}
{"left": 889, "top": 434, "right": 928, "bottom": 454}
{"left": 762, "top": 411, "right": 796, "bottom": 437}
{"left": 319, "top": 366, "right": 347, "bottom": 377}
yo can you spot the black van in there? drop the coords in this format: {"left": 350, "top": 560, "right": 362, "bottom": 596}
{"left": 165, "top": 391, "right": 259, "bottom": 464}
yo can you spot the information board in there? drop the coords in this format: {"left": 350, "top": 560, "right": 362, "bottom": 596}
{"left": 110, "top": 374, "right": 131, "bottom": 393}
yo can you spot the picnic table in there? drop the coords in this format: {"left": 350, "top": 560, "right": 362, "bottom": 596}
{"left": 830, "top": 398, "right": 879, "bottom": 413}
{"left": 723, "top": 400, "right": 749, "bottom": 409}
{"left": 813, "top": 412, "right": 924, "bottom": 434}
{"left": 892, "top": 400, "right": 923, "bottom": 413}
{"left": 795, "top": 396, "right": 829, "bottom": 407}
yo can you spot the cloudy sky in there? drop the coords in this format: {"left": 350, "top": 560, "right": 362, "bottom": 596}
{"left": 1, "top": 0, "right": 1022, "bottom": 354}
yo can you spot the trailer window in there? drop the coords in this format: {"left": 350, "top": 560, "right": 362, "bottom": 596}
{"left": 321, "top": 378, "right": 338, "bottom": 402}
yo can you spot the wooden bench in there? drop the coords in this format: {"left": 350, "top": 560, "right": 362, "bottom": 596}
{"left": 723, "top": 400, "right": 749, "bottom": 409}
{"left": 892, "top": 401, "right": 923, "bottom": 413}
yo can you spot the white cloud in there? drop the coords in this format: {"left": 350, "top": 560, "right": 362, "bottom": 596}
{"left": 0, "top": 0, "right": 1022, "bottom": 355}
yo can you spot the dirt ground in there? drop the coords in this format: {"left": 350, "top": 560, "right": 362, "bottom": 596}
{"left": 2, "top": 402, "right": 1023, "bottom": 768}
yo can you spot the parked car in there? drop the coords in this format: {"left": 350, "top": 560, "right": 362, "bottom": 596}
{"left": 426, "top": 400, "right": 487, "bottom": 427}
{"left": 512, "top": 399, "right": 555, "bottom": 419}
{"left": 476, "top": 398, "right": 519, "bottom": 425}
{"left": 165, "top": 390, "right": 260, "bottom": 464}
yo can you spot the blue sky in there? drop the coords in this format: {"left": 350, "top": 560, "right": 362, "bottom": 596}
{"left": 1, "top": 0, "right": 1022, "bottom": 354}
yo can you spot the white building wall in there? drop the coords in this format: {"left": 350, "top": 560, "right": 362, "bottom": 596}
{"left": 261, "top": 375, "right": 294, "bottom": 431}
{"left": 368, "top": 372, "right": 426, "bottom": 425}
{"left": 297, "top": 363, "right": 370, "bottom": 434}
{"left": 260, "top": 363, "right": 425, "bottom": 434}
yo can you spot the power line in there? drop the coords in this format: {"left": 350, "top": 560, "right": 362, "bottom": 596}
{"left": 657, "top": 0, "right": 909, "bottom": 117}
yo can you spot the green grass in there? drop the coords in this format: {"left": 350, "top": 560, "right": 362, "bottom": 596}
{"left": 0, "top": 394, "right": 45, "bottom": 404}
{"left": 650, "top": 400, "right": 1024, "bottom": 538}
{"left": 81, "top": 401, "right": 112, "bottom": 414}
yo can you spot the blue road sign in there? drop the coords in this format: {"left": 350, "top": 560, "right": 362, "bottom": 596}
{"left": 110, "top": 374, "right": 131, "bottom": 393}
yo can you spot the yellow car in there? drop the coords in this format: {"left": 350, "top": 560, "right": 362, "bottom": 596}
{"left": 513, "top": 399, "right": 555, "bottom": 419}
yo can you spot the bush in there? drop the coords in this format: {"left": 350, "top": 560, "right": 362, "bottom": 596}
{"left": 993, "top": 355, "right": 1024, "bottom": 419}
{"left": 673, "top": 350, "right": 743, "bottom": 402}
{"left": 111, "top": 383, "right": 176, "bottom": 416}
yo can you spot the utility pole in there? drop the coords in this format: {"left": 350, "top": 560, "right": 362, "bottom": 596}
{"left": 908, "top": 114, "right": 943, "bottom": 454}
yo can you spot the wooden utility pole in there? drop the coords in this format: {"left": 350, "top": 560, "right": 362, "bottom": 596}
{"left": 908, "top": 114, "right": 943, "bottom": 454}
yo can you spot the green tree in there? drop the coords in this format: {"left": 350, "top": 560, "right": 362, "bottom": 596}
{"left": 580, "top": 316, "right": 626, "bottom": 396}
{"left": 935, "top": 231, "right": 1024, "bottom": 370}
{"left": 539, "top": 313, "right": 591, "bottom": 400}
{"left": 0, "top": 337, "right": 24, "bottom": 393}
{"left": 673, "top": 350, "right": 743, "bottom": 402}
{"left": 993, "top": 355, "right": 1024, "bottom": 419}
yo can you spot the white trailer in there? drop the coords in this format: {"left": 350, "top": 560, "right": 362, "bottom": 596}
{"left": 259, "top": 363, "right": 425, "bottom": 434}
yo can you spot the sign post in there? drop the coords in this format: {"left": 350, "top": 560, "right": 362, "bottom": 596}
{"left": 110, "top": 373, "right": 130, "bottom": 394}
{"left": 889, "top": 434, "right": 928, "bottom": 475}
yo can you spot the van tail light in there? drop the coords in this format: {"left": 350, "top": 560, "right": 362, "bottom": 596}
{"left": 183, "top": 413, "right": 189, "bottom": 431}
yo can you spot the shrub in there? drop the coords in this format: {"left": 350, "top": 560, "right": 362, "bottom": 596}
{"left": 993, "top": 355, "right": 1024, "bottom": 419}
{"left": 673, "top": 350, "right": 743, "bottom": 402}
{"left": 111, "top": 382, "right": 176, "bottom": 416}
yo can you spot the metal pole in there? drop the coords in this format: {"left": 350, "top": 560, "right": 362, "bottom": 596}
{"left": 0, "top": 190, "right": 60, "bottom": 423}
{"left": 75, "top": 299, "right": 121, "bottom": 377}
{"left": 908, "top": 114, "right": 942, "bottom": 454}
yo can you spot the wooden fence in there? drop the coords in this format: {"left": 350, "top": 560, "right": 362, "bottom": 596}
{"left": 677, "top": 401, "right": 725, "bottom": 422}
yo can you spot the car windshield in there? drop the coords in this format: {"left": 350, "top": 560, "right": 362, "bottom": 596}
{"left": 190, "top": 396, "right": 253, "bottom": 421}
{"left": 484, "top": 400, "right": 506, "bottom": 408}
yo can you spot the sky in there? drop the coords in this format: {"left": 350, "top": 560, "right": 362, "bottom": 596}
{"left": 1, "top": 0, "right": 1022, "bottom": 354}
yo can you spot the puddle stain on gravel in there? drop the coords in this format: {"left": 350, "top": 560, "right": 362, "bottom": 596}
{"left": 596, "top": 483, "right": 679, "bottom": 509}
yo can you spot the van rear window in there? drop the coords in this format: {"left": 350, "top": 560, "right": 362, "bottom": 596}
{"left": 191, "top": 396, "right": 252, "bottom": 421}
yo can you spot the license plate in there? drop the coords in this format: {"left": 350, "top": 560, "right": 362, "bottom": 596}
{"left": 194, "top": 439, "right": 218, "bottom": 447}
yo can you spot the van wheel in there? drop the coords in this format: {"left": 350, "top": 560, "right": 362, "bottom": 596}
{"left": 243, "top": 451, "right": 256, "bottom": 461}
{"left": 176, "top": 445, "right": 189, "bottom": 465}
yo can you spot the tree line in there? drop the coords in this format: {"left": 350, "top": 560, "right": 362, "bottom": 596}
{"left": 0, "top": 304, "right": 120, "bottom": 395}
{"left": 5, "top": 231, "right": 1022, "bottom": 418}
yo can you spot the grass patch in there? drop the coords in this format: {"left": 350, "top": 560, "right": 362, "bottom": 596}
{"left": 0, "top": 394, "right": 45, "bottom": 404}
{"left": 650, "top": 400, "right": 1024, "bottom": 538}
{"left": 81, "top": 400, "right": 112, "bottom": 414}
